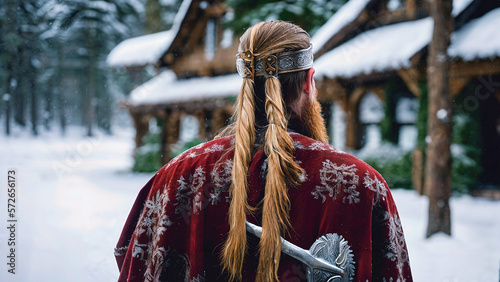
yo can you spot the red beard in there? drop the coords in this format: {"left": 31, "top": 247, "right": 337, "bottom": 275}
{"left": 290, "top": 95, "right": 329, "bottom": 144}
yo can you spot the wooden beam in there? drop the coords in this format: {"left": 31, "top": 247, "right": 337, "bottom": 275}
{"left": 205, "top": 3, "right": 227, "bottom": 17}
{"left": 398, "top": 68, "right": 421, "bottom": 97}
{"left": 450, "top": 76, "right": 470, "bottom": 97}
{"left": 368, "top": 86, "right": 385, "bottom": 102}
{"left": 450, "top": 58, "right": 500, "bottom": 78}
{"left": 316, "top": 78, "right": 348, "bottom": 112}
{"left": 345, "top": 87, "right": 365, "bottom": 149}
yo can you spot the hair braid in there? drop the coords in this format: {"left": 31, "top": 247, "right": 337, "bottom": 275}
{"left": 257, "top": 76, "right": 304, "bottom": 281}
{"left": 222, "top": 22, "right": 265, "bottom": 281}
{"left": 222, "top": 77, "right": 256, "bottom": 281}
{"left": 220, "top": 21, "right": 311, "bottom": 281}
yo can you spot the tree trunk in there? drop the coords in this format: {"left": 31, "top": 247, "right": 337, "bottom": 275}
{"left": 44, "top": 76, "right": 53, "bottom": 131}
{"left": 28, "top": 43, "right": 38, "bottom": 136}
{"left": 57, "top": 42, "right": 66, "bottom": 136}
{"left": 425, "top": 0, "right": 453, "bottom": 237}
{"left": 86, "top": 25, "right": 97, "bottom": 137}
{"left": 4, "top": 0, "right": 19, "bottom": 133}
{"left": 3, "top": 92, "right": 11, "bottom": 135}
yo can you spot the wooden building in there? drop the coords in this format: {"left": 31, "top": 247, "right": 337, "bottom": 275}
{"left": 108, "top": 0, "right": 500, "bottom": 192}
{"left": 107, "top": 0, "right": 240, "bottom": 164}
{"left": 312, "top": 0, "right": 500, "bottom": 192}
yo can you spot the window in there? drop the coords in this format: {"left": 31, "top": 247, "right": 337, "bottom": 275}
{"left": 205, "top": 18, "right": 217, "bottom": 60}
{"left": 359, "top": 92, "right": 384, "bottom": 148}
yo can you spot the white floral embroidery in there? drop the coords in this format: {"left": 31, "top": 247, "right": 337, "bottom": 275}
{"left": 144, "top": 245, "right": 168, "bottom": 282}
{"left": 187, "top": 151, "right": 198, "bottom": 158}
{"left": 296, "top": 160, "right": 307, "bottom": 183}
{"left": 293, "top": 140, "right": 305, "bottom": 149}
{"left": 308, "top": 141, "right": 331, "bottom": 151}
{"left": 204, "top": 143, "right": 225, "bottom": 153}
{"left": 131, "top": 186, "right": 173, "bottom": 274}
{"left": 311, "top": 160, "right": 360, "bottom": 204}
{"left": 384, "top": 211, "right": 409, "bottom": 282}
{"left": 210, "top": 159, "right": 232, "bottom": 204}
{"left": 363, "top": 171, "right": 388, "bottom": 205}
{"left": 191, "top": 274, "right": 206, "bottom": 282}
{"left": 193, "top": 142, "right": 206, "bottom": 150}
{"left": 114, "top": 245, "right": 128, "bottom": 257}
{"left": 175, "top": 166, "right": 206, "bottom": 216}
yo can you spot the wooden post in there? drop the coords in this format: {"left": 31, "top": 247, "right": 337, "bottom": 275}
{"left": 212, "top": 108, "right": 226, "bottom": 136}
{"left": 165, "top": 110, "right": 181, "bottom": 162}
{"left": 425, "top": 0, "right": 453, "bottom": 237}
{"left": 412, "top": 147, "right": 424, "bottom": 195}
{"left": 345, "top": 88, "right": 365, "bottom": 150}
{"left": 130, "top": 110, "right": 151, "bottom": 156}
{"left": 194, "top": 110, "right": 207, "bottom": 141}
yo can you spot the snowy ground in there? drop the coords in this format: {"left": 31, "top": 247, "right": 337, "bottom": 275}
{"left": 0, "top": 126, "right": 499, "bottom": 282}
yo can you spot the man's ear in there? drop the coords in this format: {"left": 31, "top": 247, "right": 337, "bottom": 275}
{"left": 302, "top": 68, "right": 315, "bottom": 94}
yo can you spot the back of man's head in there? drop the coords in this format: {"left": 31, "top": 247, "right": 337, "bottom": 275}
{"left": 219, "top": 20, "right": 327, "bottom": 282}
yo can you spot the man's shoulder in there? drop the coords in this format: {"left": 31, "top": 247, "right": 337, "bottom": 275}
{"left": 290, "top": 133, "right": 378, "bottom": 177}
{"left": 291, "top": 133, "right": 390, "bottom": 206}
{"left": 160, "top": 136, "right": 234, "bottom": 172}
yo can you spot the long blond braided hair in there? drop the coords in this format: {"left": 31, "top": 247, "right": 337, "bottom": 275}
{"left": 218, "top": 21, "right": 311, "bottom": 281}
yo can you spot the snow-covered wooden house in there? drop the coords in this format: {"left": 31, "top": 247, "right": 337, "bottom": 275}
{"left": 312, "top": 0, "right": 500, "bottom": 193}
{"left": 107, "top": 0, "right": 239, "bottom": 164}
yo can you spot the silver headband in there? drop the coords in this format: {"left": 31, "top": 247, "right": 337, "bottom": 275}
{"left": 236, "top": 44, "right": 314, "bottom": 78}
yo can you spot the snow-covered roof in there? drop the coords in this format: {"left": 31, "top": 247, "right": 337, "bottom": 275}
{"left": 312, "top": 0, "right": 473, "bottom": 57}
{"left": 315, "top": 17, "right": 433, "bottom": 79}
{"left": 448, "top": 8, "right": 500, "bottom": 61}
{"left": 106, "top": 0, "right": 192, "bottom": 67}
{"left": 130, "top": 71, "right": 241, "bottom": 105}
{"left": 312, "top": 0, "right": 372, "bottom": 55}
{"left": 107, "top": 31, "right": 176, "bottom": 67}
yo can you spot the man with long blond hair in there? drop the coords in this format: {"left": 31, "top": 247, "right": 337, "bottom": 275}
{"left": 115, "top": 21, "right": 413, "bottom": 282}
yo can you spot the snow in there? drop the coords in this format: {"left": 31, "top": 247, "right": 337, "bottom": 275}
{"left": 0, "top": 127, "right": 152, "bottom": 282}
{"left": 452, "top": 0, "right": 474, "bottom": 16}
{"left": 0, "top": 126, "right": 499, "bottom": 281}
{"left": 315, "top": 18, "right": 433, "bottom": 79}
{"left": 130, "top": 72, "right": 241, "bottom": 106}
{"left": 106, "top": 0, "right": 193, "bottom": 67}
{"left": 106, "top": 30, "right": 176, "bottom": 67}
{"left": 313, "top": 0, "right": 476, "bottom": 79}
{"left": 311, "top": 0, "right": 372, "bottom": 55}
{"left": 448, "top": 8, "right": 500, "bottom": 62}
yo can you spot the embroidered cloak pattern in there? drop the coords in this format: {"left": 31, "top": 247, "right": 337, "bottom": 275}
{"left": 115, "top": 133, "right": 413, "bottom": 281}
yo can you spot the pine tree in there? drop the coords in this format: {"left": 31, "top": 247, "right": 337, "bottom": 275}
{"left": 49, "top": 0, "right": 139, "bottom": 136}
{"left": 226, "top": 0, "right": 347, "bottom": 35}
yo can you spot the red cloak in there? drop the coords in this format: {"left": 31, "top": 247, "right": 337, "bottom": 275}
{"left": 115, "top": 133, "right": 413, "bottom": 281}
